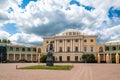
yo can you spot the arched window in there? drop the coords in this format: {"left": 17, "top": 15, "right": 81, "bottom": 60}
{"left": 38, "top": 48, "right": 41, "bottom": 53}
{"left": 99, "top": 47, "right": 103, "bottom": 52}
{"left": 105, "top": 47, "right": 109, "bottom": 51}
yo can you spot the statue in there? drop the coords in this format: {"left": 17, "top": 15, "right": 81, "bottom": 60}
{"left": 46, "top": 41, "right": 54, "bottom": 66}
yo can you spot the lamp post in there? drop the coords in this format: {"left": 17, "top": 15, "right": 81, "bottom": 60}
{"left": 38, "top": 53, "right": 41, "bottom": 64}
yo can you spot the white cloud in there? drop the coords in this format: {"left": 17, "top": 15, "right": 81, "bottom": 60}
{"left": 0, "top": 0, "right": 120, "bottom": 45}
{"left": 9, "top": 32, "right": 43, "bottom": 45}
{"left": 0, "top": 31, "right": 11, "bottom": 39}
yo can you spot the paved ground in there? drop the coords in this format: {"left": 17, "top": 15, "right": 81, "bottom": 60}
{"left": 0, "top": 63, "right": 120, "bottom": 80}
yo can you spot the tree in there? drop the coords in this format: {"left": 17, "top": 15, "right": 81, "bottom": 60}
{"left": 40, "top": 55, "right": 47, "bottom": 63}
{"left": 82, "top": 54, "right": 96, "bottom": 63}
{"left": 7, "top": 40, "right": 11, "bottom": 43}
{"left": 0, "top": 39, "right": 11, "bottom": 44}
{"left": 2, "top": 39, "right": 7, "bottom": 43}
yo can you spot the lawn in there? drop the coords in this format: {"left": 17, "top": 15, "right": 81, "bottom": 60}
{"left": 18, "top": 65, "right": 73, "bottom": 70}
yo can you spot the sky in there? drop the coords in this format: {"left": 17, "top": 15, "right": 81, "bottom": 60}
{"left": 0, "top": 0, "right": 120, "bottom": 46}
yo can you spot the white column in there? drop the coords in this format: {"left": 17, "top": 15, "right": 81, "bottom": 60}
{"left": 64, "top": 39, "right": 66, "bottom": 52}
{"left": 79, "top": 39, "right": 80, "bottom": 52}
{"left": 103, "top": 53, "right": 105, "bottom": 61}
{"left": 19, "top": 54, "right": 21, "bottom": 60}
{"left": 56, "top": 40, "right": 58, "bottom": 52}
{"left": 14, "top": 54, "right": 15, "bottom": 61}
{"left": 110, "top": 53, "right": 112, "bottom": 63}
{"left": 81, "top": 39, "right": 83, "bottom": 52}
{"left": 70, "top": 39, "right": 72, "bottom": 52}
{"left": 7, "top": 54, "right": 9, "bottom": 60}
{"left": 73, "top": 40, "right": 74, "bottom": 52}
{"left": 31, "top": 54, "right": 33, "bottom": 61}
{"left": 62, "top": 39, "right": 65, "bottom": 52}
{"left": 25, "top": 54, "right": 27, "bottom": 60}
{"left": 55, "top": 40, "right": 57, "bottom": 52}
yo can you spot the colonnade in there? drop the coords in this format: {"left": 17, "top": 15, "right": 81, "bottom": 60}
{"left": 97, "top": 53, "right": 120, "bottom": 64}
{"left": 54, "top": 39, "right": 83, "bottom": 53}
{"left": 7, "top": 53, "right": 37, "bottom": 61}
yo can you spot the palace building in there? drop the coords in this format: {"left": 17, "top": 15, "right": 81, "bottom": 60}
{"left": 41, "top": 29, "right": 100, "bottom": 62}
{"left": 0, "top": 29, "right": 120, "bottom": 63}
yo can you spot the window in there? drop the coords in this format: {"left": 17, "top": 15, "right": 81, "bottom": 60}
{"left": 22, "top": 48, "right": 25, "bottom": 51}
{"left": 84, "top": 47, "right": 87, "bottom": 52}
{"left": 67, "top": 47, "right": 70, "bottom": 52}
{"left": 73, "top": 32, "right": 76, "bottom": 35}
{"left": 67, "top": 56, "right": 70, "bottom": 61}
{"left": 16, "top": 48, "right": 19, "bottom": 51}
{"left": 38, "top": 48, "right": 41, "bottom": 53}
{"left": 59, "top": 40, "right": 62, "bottom": 43}
{"left": 67, "top": 40, "right": 70, "bottom": 42}
{"left": 59, "top": 56, "right": 62, "bottom": 62}
{"left": 105, "top": 47, "right": 109, "bottom": 51}
{"left": 75, "top": 56, "right": 78, "bottom": 61}
{"left": 75, "top": 47, "right": 78, "bottom": 52}
{"left": 91, "top": 39, "right": 93, "bottom": 42}
{"left": 59, "top": 47, "right": 62, "bottom": 52}
{"left": 10, "top": 47, "right": 13, "bottom": 51}
{"left": 46, "top": 41, "right": 49, "bottom": 43}
{"left": 99, "top": 47, "right": 103, "bottom": 52}
{"left": 84, "top": 39, "right": 87, "bottom": 42}
{"left": 69, "top": 32, "right": 72, "bottom": 35}
{"left": 75, "top": 39, "right": 78, "bottom": 42}
{"left": 90, "top": 46, "right": 94, "bottom": 52}
{"left": 112, "top": 46, "right": 116, "bottom": 50}
{"left": 28, "top": 48, "right": 31, "bottom": 51}
{"left": 52, "top": 41, "right": 54, "bottom": 43}
{"left": 33, "top": 48, "right": 36, "bottom": 52}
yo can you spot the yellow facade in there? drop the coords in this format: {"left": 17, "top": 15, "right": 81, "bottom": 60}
{"left": 38, "top": 29, "right": 101, "bottom": 62}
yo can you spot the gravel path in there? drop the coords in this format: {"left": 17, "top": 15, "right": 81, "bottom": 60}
{"left": 0, "top": 63, "right": 120, "bottom": 80}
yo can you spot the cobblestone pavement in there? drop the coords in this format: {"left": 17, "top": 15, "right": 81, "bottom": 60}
{"left": 0, "top": 63, "right": 120, "bottom": 80}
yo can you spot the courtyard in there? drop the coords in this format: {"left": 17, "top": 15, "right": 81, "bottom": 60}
{"left": 0, "top": 63, "right": 120, "bottom": 80}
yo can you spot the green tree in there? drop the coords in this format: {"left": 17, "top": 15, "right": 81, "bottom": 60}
{"left": 2, "top": 39, "right": 7, "bottom": 43}
{"left": 0, "top": 39, "right": 1, "bottom": 43}
{"left": 82, "top": 54, "right": 96, "bottom": 63}
{"left": 40, "top": 55, "right": 47, "bottom": 63}
{"left": 7, "top": 40, "right": 11, "bottom": 43}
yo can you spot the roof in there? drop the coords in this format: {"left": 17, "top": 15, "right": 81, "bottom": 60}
{"left": 106, "top": 40, "right": 120, "bottom": 44}
{"left": 56, "top": 29, "right": 83, "bottom": 36}
{"left": 105, "top": 40, "right": 120, "bottom": 45}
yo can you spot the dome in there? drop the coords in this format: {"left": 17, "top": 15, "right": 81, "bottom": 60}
{"left": 56, "top": 29, "right": 83, "bottom": 36}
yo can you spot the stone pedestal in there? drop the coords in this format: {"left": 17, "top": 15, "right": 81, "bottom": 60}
{"left": 46, "top": 52, "right": 54, "bottom": 66}
{"left": 97, "top": 53, "right": 100, "bottom": 63}
{"left": 106, "top": 53, "right": 110, "bottom": 63}
{"left": 116, "top": 53, "right": 119, "bottom": 64}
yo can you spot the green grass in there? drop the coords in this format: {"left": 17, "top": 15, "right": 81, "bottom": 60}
{"left": 18, "top": 65, "right": 73, "bottom": 70}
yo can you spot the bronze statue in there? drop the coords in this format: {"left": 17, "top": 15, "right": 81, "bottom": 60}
{"left": 46, "top": 41, "right": 54, "bottom": 66}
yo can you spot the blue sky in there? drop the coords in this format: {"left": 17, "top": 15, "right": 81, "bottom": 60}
{"left": 0, "top": 0, "right": 120, "bottom": 45}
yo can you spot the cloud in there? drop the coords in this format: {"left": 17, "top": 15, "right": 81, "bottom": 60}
{"left": 0, "top": 31, "right": 11, "bottom": 39}
{"left": 0, "top": 0, "right": 120, "bottom": 45}
{"left": 9, "top": 32, "right": 43, "bottom": 45}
